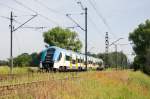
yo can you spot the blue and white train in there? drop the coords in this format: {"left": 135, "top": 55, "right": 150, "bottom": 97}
{"left": 40, "top": 46, "right": 104, "bottom": 71}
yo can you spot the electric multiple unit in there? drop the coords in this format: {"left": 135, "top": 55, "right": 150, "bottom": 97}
{"left": 40, "top": 46, "right": 104, "bottom": 71}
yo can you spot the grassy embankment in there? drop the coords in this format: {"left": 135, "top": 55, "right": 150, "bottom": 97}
{"left": 0, "top": 66, "right": 150, "bottom": 99}
{"left": 0, "top": 66, "right": 29, "bottom": 74}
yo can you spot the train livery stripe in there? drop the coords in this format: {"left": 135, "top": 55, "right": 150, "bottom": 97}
{"left": 70, "top": 60, "right": 72, "bottom": 69}
{"left": 76, "top": 60, "right": 78, "bottom": 69}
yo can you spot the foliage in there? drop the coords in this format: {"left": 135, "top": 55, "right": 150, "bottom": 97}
{"left": 0, "top": 60, "right": 8, "bottom": 66}
{"left": 145, "top": 49, "right": 150, "bottom": 74}
{"left": 43, "top": 27, "right": 82, "bottom": 52}
{"left": 90, "top": 52, "right": 128, "bottom": 68}
{"left": 30, "top": 52, "right": 40, "bottom": 67}
{"left": 12, "top": 52, "right": 40, "bottom": 67}
{"left": 0, "top": 66, "right": 29, "bottom": 74}
{"left": 129, "top": 19, "right": 150, "bottom": 74}
{"left": 13, "top": 53, "right": 32, "bottom": 67}
{"left": 1, "top": 70, "right": 150, "bottom": 99}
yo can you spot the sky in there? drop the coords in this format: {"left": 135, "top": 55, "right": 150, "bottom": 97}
{"left": 0, "top": 0, "right": 150, "bottom": 61}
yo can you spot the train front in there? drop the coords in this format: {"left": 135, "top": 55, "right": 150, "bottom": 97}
{"left": 40, "top": 46, "right": 61, "bottom": 71}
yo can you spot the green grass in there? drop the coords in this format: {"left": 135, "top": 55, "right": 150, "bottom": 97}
{"left": 0, "top": 68, "right": 150, "bottom": 99}
{"left": 0, "top": 66, "right": 29, "bottom": 74}
{"left": 59, "top": 70, "right": 150, "bottom": 99}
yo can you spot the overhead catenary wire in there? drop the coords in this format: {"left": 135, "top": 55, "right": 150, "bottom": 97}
{"left": 75, "top": 29, "right": 99, "bottom": 52}
{"left": 12, "top": 0, "right": 61, "bottom": 26}
{"left": 12, "top": 0, "right": 37, "bottom": 14}
{"left": 0, "top": 16, "right": 46, "bottom": 31}
{"left": 75, "top": 1, "right": 104, "bottom": 36}
{"left": 88, "top": 15, "right": 104, "bottom": 38}
{"left": 0, "top": 2, "right": 29, "bottom": 14}
{"left": 11, "top": 0, "right": 107, "bottom": 53}
{"left": 33, "top": 0, "right": 84, "bottom": 28}
{"left": 76, "top": 0, "right": 105, "bottom": 39}
{"left": 87, "top": 0, "right": 110, "bottom": 30}
{"left": 73, "top": 0, "right": 103, "bottom": 54}
{"left": 0, "top": 1, "right": 62, "bottom": 28}
{"left": 33, "top": 0, "right": 65, "bottom": 15}
{"left": 75, "top": 0, "right": 105, "bottom": 52}
{"left": 66, "top": 14, "right": 85, "bottom": 31}
{"left": 87, "top": 0, "right": 117, "bottom": 38}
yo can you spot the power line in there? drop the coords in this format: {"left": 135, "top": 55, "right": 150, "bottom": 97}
{"left": 0, "top": 1, "right": 60, "bottom": 27}
{"left": 0, "top": 2, "right": 28, "bottom": 13}
{"left": 75, "top": 0, "right": 105, "bottom": 53}
{"left": 12, "top": 0, "right": 60, "bottom": 26}
{"left": 0, "top": 15, "right": 47, "bottom": 31}
{"left": 12, "top": 0, "right": 37, "bottom": 14}
{"left": 88, "top": 15, "right": 104, "bottom": 38}
{"left": 87, "top": 0, "right": 117, "bottom": 38}
{"left": 66, "top": 14, "right": 85, "bottom": 31}
{"left": 75, "top": 1, "right": 105, "bottom": 38}
{"left": 13, "top": 15, "right": 38, "bottom": 32}
{"left": 69, "top": 0, "right": 88, "bottom": 70}
{"left": 66, "top": 13, "right": 84, "bottom": 15}
{"left": 9, "top": 11, "right": 39, "bottom": 74}
{"left": 87, "top": 0, "right": 110, "bottom": 30}
{"left": 33, "top": 0, "right": 65, "bottom": 15}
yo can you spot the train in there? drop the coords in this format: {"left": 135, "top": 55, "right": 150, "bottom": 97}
{"left": 40, "top": 46, "right": 104, "bottom": 71}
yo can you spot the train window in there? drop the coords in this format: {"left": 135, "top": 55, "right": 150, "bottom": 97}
{"left": 66, "top": 55, "right": 71, "bottom": 61}
{"left": 84, "top": 61, "right": 87, "bottom": 65}
{"left": 45, "top": 48, "right": 55, "bottom": 62}
{"left": 58, "top": 53, "right": 62, "bottom": 61}
{"left": 47, "top": 48, "right": 55, "bottom": 54}
{"left": 78, "top": 59, "right": 80, "bottom": 63}
{"left": 91, "top": 61, "right": 93, "bottom": 64}
{"left": 81, "top": 59, "right": 84, "bottom": 63}
{"left": 72, "top": 60, "right": 76, "bottom": 64}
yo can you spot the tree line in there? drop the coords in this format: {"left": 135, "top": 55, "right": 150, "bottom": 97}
{"left": 0, "top": 53, "right": 41, "bottom": 67}
{"left": 129, "top": 20, "right": 150, "bottom": 74}
{"left": 0, "top": 27, "right": 129, "bottom": 68}
{"left": 0, "top": 51, "right": 129, "bottom": 68}
{"left": 88, "top": 52, "right": 129, "bottom": 69}
{"left": 2, "top": 20, "right": 150, "bottom": 75}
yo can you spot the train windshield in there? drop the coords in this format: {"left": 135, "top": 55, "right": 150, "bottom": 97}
{"left": 45, "top": 48, "right": 55, "bottom": 62}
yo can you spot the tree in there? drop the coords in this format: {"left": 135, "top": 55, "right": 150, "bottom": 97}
{"left": 107, "top": 52, "right": 128, "bottom": 68}
{"left": 30, "top": 52, "right": 40, "bottom": 67}
{"left": 13, "top": 52, "right": 41, "bottom": 67}
{"left": 92, "top": 52, "right": 128, "bottom": 68}
{"left": 129, "top": 20, "right": 150, "bottom": 74}
{"left": 13, "top": 53, "right": 32, "bottom": 67}
{"left": 145, "top": 49, "right": 150, "bottom": 74}
{"left": 43, "top": 27, "right": 82, "bottom": 52}
{"left": 0, "top": 60, "right": 8, "bottom": 66}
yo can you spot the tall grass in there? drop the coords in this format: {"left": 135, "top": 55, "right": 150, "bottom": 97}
{"left": 0, "top": 66, "right": 29, "bottom": 74}
{"left": 0, "top": 69, "right": 150, "bottom": 99}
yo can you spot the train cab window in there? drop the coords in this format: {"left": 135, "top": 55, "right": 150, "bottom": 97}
{"left": 58, "top": 52, "right": 62, "bottom": 61}
{"left": 66, "top": 55, "right": 71, "bottom": 61}
{"left": 47, "top": 48, "right": 55, "bottom": 54}
{"left": 45, "top": 48, "right": 55, "bottom": 62}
